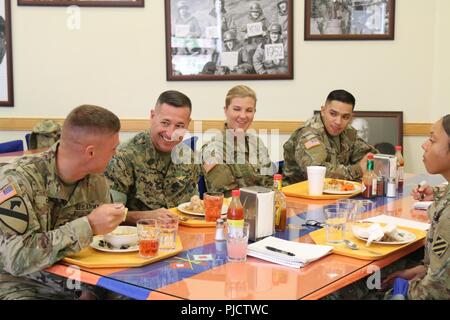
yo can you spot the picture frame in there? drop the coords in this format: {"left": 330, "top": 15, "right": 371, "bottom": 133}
{"left": 0, "top": 0, "right": 13, "bottom": 107}
{"left": 314, "top": 110, "right": 403, "bottom": 152}
{"left": 165, "top": 0, "right": 293, "bottom": 81}
{"left": 304, "top": 0, "right": 395, "bottom": 40}
{"left": 17, "top": 0, "right": 144, "bottom": 7}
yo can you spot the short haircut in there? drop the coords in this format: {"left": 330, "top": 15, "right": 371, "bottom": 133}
{"left": 225, "top": 85, "right": 257, "bottom": 107}
{"left": 443, "top": 114, "right": 450, "bottom": 148}
{"left": 62, "top": 105, "right": 121, "bottom": 140}
{"left": 326, "top": 89, "right": 356, "bottom": 110}
{"left": 156, "top": 90, "right": 192, "bottom": 111}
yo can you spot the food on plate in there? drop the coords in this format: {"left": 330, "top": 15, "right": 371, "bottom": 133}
{"left": 183, "top": 195, "right": 205, "bottom": 213}
{"left": 352, "top": 223, "right": 411, "bottom": 246}
{"left": 325, "top": 179, "right": 356, "bottom": 191}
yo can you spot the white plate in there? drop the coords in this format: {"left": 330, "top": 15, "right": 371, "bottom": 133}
{"left": 353, "top": 229, "right": 417, "bottom": 245}
{"left": 90, "top": 235, "right": 139, "bottom": 253}
{"left": 177, "top": 202, "right": 228, "bottom": 217}
{"left": 323, "top": 183, "right": 363, "bottom": 195}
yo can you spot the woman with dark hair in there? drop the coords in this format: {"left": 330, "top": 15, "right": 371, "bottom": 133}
{"left": 382, "top": 114, "right": 450, "bottom": 299}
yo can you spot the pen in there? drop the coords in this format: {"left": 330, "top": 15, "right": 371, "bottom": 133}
{"left": 418, "top": 180, "right": 427, "bottom": 201}
{"left": 265, "top": 246, "right": 295, "bottom": 257}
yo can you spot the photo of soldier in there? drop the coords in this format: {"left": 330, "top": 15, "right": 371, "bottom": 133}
{"left": 273, "top": 0, "right": 288, "bottom": 42}
{"left": 219, "top": 30, "right": 254, "bottom": 74}
{"left": 172, "top": 1, "right": 202, "bottom": 55}
{"left": 0, "top": 16, "right": 5, "bottom": 65}
{"left": 253, "top": 23, "right": 288, "bottom": 75}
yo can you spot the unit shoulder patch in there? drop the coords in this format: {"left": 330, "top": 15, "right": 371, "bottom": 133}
{"left": 0, "top": 195, "right": 29, "bottom": 235}
{"left": 432, "top": 235, "right": 448, "bottom": 258}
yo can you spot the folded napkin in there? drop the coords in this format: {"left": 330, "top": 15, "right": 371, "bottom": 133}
{"left": 352, "top": 223, "right": 406, "bottom": 246}
{"left": 413, "top": 201, "right": 433, "bottom": 211}
{"left": 364, "top": 214, "right": 430, "bottom": 231}
{"left": 247, "top": 236, "right": 333, "bottom": 268}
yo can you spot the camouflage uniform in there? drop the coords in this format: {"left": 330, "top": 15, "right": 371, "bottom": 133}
{"left": 201, "top": 126, "right": 274, "bottom": 198}
{"left": 105, "top": 131, "right": 199, "bottom": 211}
{"left": 29, "top": 119, "right": 62, "bottom": 150}
{"left": 0, "top": 143, "right": 110, "bottom": 299}
{"left": 283, "top": 113, "right": 378, "bottom": 185}
{"left": 408, "top": 183, "right": 450, "bottom": 299}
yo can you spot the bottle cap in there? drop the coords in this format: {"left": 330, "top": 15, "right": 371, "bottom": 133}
{"left": 367, "top": 153, "right": 374, "bottom": 160}
{"left": 231, "top": 189, "right": 240, "bottom": 197}
{"left": 395, "top": 145, "right": 402, "bottom": 151}
{"left": 274, "top": 174, "right": 282, "bottom": 180}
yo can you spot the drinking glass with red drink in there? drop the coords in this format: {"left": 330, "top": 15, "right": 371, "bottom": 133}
{"left": 203, "top": 192, "right": 224, "bottom": 222}
{"left": 137, "top": 219, "right": 160, "bottom": 259}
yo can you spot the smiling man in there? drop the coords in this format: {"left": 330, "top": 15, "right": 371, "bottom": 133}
{"left": 283, "top": 89, "right": 378, "bottom": 184}
{"left": 105, "top": 90, "right": 199, "bottom": 212}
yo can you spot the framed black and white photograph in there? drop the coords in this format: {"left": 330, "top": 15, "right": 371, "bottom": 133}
{"left": 305, "top": 0, "right": 395, "bottom": 40}
{"left": 18, "top": 0, "right": 144, "bottom": 7}
{"left": 0, "top": 0, "right": 13, "bottom": 107}
{"left": 165, "top": 0, "right": 293, "bottom": 81}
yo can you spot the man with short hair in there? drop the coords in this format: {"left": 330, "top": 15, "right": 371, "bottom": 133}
{"left": 283, "top": 89, "right": 378, "bottom": 184}
{"left": 106, "top": 90, "right": 199, "bottom": 212}
{"left": 0, "top": 105, "right": 127, "bottom": 299}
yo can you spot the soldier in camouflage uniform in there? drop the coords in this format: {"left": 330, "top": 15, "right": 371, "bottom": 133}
{"left": 0, "top": 105, "right": 126, "bottom": 300}
{"left": 201, "top": 85, "right": 274, "bottom": 198}
{"left": 283, "top": 90, "right": 378, "bottom": 185}
{"left": 381, "top": 114, "right": 450, "bottom": 299}
{"left": 106, "top": 91, "right": 199, "bottom": 211}
{"left": 29, "top": 119, "right": 62, "bottom": 150}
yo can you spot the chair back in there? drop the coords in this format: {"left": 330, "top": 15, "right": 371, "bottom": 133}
{"left": 182, "top": 136, "right": 198, "bottom": 151}
{"left": 0, "top": 140, "right": 24, "bottom": 153}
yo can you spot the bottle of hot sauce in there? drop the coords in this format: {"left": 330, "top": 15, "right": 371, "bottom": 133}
{"left": 395, "top": 145, "right": 405, "bottom": 194}
{"left": 362, "top": 153, "right": 377, "bottom": 199}
{"left": 273, "top": 174, "right": 287, "bottom": 232}
{"left": 227, "top": 189, "right": 244, "bottom": 235}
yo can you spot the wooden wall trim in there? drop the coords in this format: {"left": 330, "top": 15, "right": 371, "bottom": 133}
{"left": 0, "top": 117, "right": 431, "bottom": 136}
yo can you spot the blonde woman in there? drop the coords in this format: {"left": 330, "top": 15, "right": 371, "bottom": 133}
{"left": 201, "top": 85, "right": 274, "bottom": 197}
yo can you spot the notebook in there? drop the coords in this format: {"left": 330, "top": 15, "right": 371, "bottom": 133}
{"left": 247, "top": 236, "right": 333, "bottom": 269}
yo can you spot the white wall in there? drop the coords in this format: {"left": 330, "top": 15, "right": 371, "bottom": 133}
{"left": 1, "top": 0, "right": 449, "bottom": 173}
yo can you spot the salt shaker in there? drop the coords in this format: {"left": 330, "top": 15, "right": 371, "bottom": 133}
{"left": 215, "top": 218, "right": 225, "bottom": 241}
{"left": 386, "top": 177, "right": 397, "bottom": 198}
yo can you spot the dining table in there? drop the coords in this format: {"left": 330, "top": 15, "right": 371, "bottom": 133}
{"left": 44, "top": 173, "right": 444, "bottom": 300}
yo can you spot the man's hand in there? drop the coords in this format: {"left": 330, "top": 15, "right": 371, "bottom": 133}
{"left": 411, "top": 183, "right": 434, "bottom": 201}
{"left": 126, "top": 208, "right": 177, "bottom": 225}
{"left": 87, "top": 203, "right": 126, "bottom": 235}
{"left": 358, "top": 153, "right": 369, "bottom": 174}
{"left": 381, "top": 265, "right": 427, "bottom": 290}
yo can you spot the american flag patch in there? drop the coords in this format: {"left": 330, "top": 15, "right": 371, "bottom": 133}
{"left": 304, "top": 138, "right": 321, "bottom": 150}
{"left": 0, "top": 184, "right": 17, "bottom": 204}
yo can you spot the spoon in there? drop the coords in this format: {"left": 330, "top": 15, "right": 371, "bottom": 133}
{"left": 343, "top": 239, "right": 383, "bottom": 256}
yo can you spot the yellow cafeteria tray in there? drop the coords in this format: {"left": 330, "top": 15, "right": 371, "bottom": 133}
{"left": 63, "top": 236, "right": 183, "bottom": 268}
{"left": 282, "top": 178, "right": 363, "bottom": 200}
{"left": 309, "top": 226, "right": 426, "bottom": 260}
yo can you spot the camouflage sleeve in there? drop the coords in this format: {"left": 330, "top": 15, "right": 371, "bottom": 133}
{"left": 203, "top": 164, "right": 238, "bottom": 196}
{"left": 434, "top": 185, "right": 448, "bottom": 201}
{"left": 350, "top": 136, "right": 379, "bottom": 163}
{"left": 0, "top": 174, "right": 93, "bottom": 277}
{"left": 105, "top": 151, "right": 134, "bottom": 202}
{"left": 255, "top": 136, "right": 275, "bottom": 188}
{"left": 295, "top": 130, "right": 363, "bottom": 181}
{"left": 408, "top": 261, "right": 450, "bottom": 299}
{"left": 409, "top": 205, "right": 450, "bottom": 299}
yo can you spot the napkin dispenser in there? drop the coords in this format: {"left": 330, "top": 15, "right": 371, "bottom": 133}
{"left": 239, "top": 186, "right": 275, "bottom": 241}
{"left": 374, "top": 154, "right": 397, "bottom": 180}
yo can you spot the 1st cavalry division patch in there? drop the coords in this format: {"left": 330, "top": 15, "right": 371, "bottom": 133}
{"left": 0, "top": 184, "right": 29, "bottom": 235}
